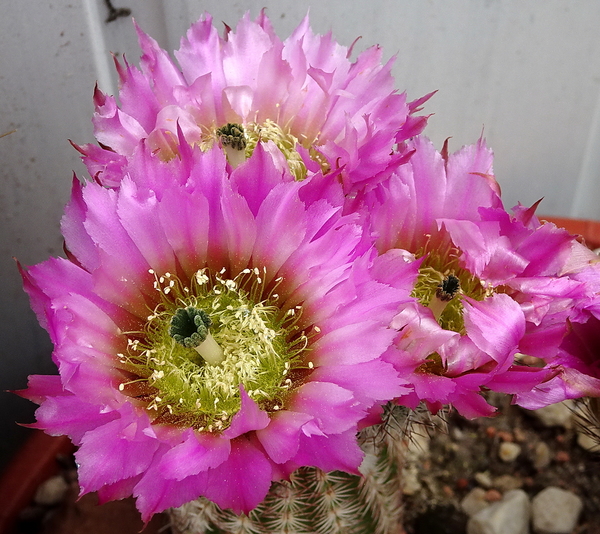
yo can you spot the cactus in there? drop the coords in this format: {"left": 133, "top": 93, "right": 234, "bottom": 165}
{"left": 169, "top": 404, "right": 414, "bottom": 534}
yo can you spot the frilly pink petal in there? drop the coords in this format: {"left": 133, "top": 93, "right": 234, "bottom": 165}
{"left": 463, "top": 294, "right": 525, "bottom": 367}
{"left": 223, "top": 386, "right": 270, "bottom": 439}
{"left": 158, "top": 429, "right": 231, "bottom": 480}
{"left": 76, "top": 405, "right": 159, "bottom": 494}
{"left": 199, "top": 438, "right": 273, "bottom": 514}
{"left": 287, "top": 428, "right": 363, "bottom": 475}
{"left": 255, "top": 410, "right": 313, "bottom": 464}
{"left": 96, "top": 475, "right": 143, "bottom": 505}
{"left": 33, "top": 395, "right": 118, "bottom": 445}
{"left": 289, "top": 381, "right": 362, "bottom": 434}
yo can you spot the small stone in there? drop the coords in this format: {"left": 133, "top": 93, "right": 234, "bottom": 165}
{"left": 461, "top": 487, "right": 489, "bottom": 517}
{"left": 34, "top": 475, "right": 69, "bottom": 506}
{"left": 442, "top": 485, "right": 454, "bottom": 498}
{"left": 499, "top": 442, "right": 521, "bottom": 462}
{"left": 467, "top": 489, "right": 530, "bottom": 534}
{"left": 493, "top": 475, "right": 523, "bottom": 492}
{"left": 456, "top": 477, "right": 469, "bottom": 490}
{"left": 513, "top": 428, "right": 527, "bottom": 442}
{"left": 452, "top": 426, "right": 466, "bottom": 441}
{"left": 497, "top": 431, "right": 514, "bottom": 442}
{"left": 533, "top": 442, "right": 552, "bottom": 470}
{"left": 485, "top": 489, "right": 503, "bottom": 502}
{"left": 531, "top": 486, "right": 583, "bottom": 534}
{"left": 475, "top": 471, "right": 493, "bottom": 488}
{"left": 554, "top": 450, "right": 569, "bottom": 463}
{"left": 402, "top": 465, "right": 422, "bottom": 496}
{"left": 529, "top": 401, "right": 575, "bottom": 429}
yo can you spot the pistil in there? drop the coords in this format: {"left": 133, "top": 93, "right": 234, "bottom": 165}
{"left": 428, "top": 275, "right": 461, "bottom": 322}
{"left": 216, "top": 123, "right": 247, "bottom": 168}
{"left": 169, "top": 306, "right": 225, "bottom": 365}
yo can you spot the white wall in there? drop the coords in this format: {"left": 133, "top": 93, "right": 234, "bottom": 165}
{"left": 2, "top": 0, "right": 600, "bottom": 468}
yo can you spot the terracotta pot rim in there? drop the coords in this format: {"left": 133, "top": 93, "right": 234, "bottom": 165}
{"left": 0, "top": 430, "right": 74, "bottom": 533}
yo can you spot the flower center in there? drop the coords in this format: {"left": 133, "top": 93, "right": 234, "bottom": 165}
{"left": 117, "top": 268, "right": 312, "bottom": 432}
{"left": 411, "top": 240, "right": 491, "bottom": 333}
{"left": 200, "top": 120, "right": 330, "bottom": 180}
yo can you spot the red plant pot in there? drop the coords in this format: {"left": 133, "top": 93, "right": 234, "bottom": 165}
{"left": 0, "top": 432, "right": 74, "bottom": 533}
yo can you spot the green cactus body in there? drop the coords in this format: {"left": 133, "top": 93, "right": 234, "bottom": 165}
{"left": 169, "top": 405, "right": 410, "bottom": 534}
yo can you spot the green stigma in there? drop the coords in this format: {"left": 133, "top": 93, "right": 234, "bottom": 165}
{"left": 216, "top": 123, "right": 248, "bottom": 169}
{"left": 436, "top": 275, "right": 461, "bottom": 302}
{"left": 216, "top": 123, "right": 247, "bottom": 151}
{"left": 169, "top": 307, "right": 211, "bottom": 348}
{"left": 169, "top": 307, "right": 224, "bottom": 366}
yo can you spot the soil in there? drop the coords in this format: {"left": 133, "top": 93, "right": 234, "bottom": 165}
{"left": 10, "top": 395, "right": 600, "bottom": 534}
{"left": 401, "top": 394, "right": 600, "bottom": 534}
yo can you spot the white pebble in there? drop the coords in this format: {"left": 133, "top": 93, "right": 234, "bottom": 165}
{"left": 34, "top": 475, "right": 69, "bottom": 506}
{"left": 532, "top": 442, "right": 552, "bottom": 470}
{"left": 475, "top": 471, "right": 493, "bottom": 489}
{"left": 528, "top": 401, "right": 575, "bottom": 429}
{"left": 461, "top": 487, "right": 489, "bottom": 517}
{"left": 531, "top": 486, "right": 583, "bottom": 534}
{"left": 498, "top": 442, "right": 521, "bottom": 462}
{"left": 467, "top": 489, "right": 530, "bottom": 534}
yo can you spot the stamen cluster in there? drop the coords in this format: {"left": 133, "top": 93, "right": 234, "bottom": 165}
{"left": 117, "top": 268, "right": 310, "bottom": 431}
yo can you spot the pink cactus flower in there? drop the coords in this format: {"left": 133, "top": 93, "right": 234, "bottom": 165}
{"left": 75, "top": 11, "right": 431, "bottom": 194}
{"left": 17, "top": 140, "right": 414, "bottom": 520}
{"left": 367, "top": 136, "right": 600, "bottom": 417}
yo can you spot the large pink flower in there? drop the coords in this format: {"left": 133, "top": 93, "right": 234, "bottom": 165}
{"left": 366, "top": 137, "right": 600, "bottom": 417}
{"left": 18, "top": 142, "right": 413, "bottom": 520}
{"left": 76, "top": 11, "right": 431, "bottom": 194}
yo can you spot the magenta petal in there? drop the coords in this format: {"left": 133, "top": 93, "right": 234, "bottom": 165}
{"left": 412, "top": 373, "right": 457, "bottom": 403}
{"left": 134, "top": 456, "right": 211, "bottom": 522}
{"left": 463, "top": 294, "right": 525, "bottom": 366}
{"left": 76, "top": 405, "right": 159, "bottom": 493}
{"left": 223, "top": 386, "right": 270, "bottom": 439}
{"left": 230, "top": 143, "right": 293, "bottom": 216}
{"left": 92, "top": 90, "right": 147, "bottom": 155}
{"left": 159, "top": 429, "right": 231, "bottom": 480}
{"left": 290, "top": 381, "right": 361, "bottom": 434}
{"left": 255, "top": 410, "right": 312, "bottom": 464}
{"left": 251, "top": 181, "right": 307, "bottom": 278}
{"left": 313, "top": 321, "right": 394, "bottom": 366}
{"left": 514, "top": 374, "right": 575, "bottom": 409}
{"left": 158, "top": 186, "right": 210, "bottom": 278}
{"left": 96, "top": 475, "right": 143, "bottom": 504}
{"left": 34, "top": 395, "right": 118, "bottom": 445}
{"left": 62, "top": 177, "right": 99, "bottom": 271}
{"left": 201, "top": 438, "right": 273, "bottom": 514}
{"left": 289, "top": 428, "right": 363, "bottom": 474}
{"left": 311, "top": 360, "right": 408, "bottom": 404}
{"left": 115, "top": 179, "right": 178, "bottom": 273}
{"left": 450, "top": 390, "right": 497, "bottom": 419}
{"left": 16, "top": 374, "right": 64, "bottom": 403}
